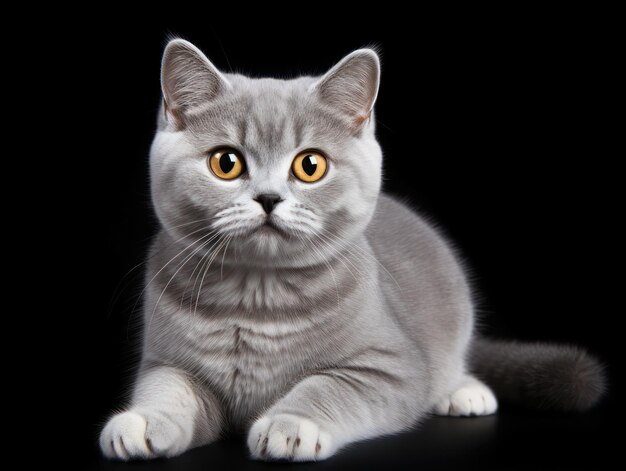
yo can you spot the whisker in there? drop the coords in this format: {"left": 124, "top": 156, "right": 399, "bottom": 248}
{"left": 187, "top": 247, "right": 212, "bottom": 316}
{"left": 194, "top": 235, "right": 230, "bottom": 317}
{"left": 145, "top": 232, "right": 218, "bottom": 332}
{"left": 162, "top": 216, "right": 215, "bottom": 232}
{"left": 180, "top": 231, "right": 224, "bottom": 310}
{"left": 131, "top": 229, "right": 217, "bottom": 317}
{"left": 311, "top": 233, "right": 360, "bottom": 283}
{"left": 220, "top": 235, "right": 232, "bottom": 280}
{"left": 319, "top": 222, "right": 403, "bottom": 292}
{"left": 297, "top": 233, "right": 340, "bottom": 305}
{"left": 314, "top": 231, "right": 379, "bottom": 292}
{"left": 189, "top": 233, "right": 229, "bottom": 311}
{"left": 108, "top": 222, "right": 216, "bottom": 319}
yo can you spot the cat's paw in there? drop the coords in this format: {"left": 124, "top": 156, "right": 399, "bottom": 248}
{"left": 434, "top": 381, "right": 498, "bottom": 417}
{"left": 100, "top": 410, "right": 191, "bottom": 460}
{"left": 248, "top": 413, "right": 335, "bottom": 461}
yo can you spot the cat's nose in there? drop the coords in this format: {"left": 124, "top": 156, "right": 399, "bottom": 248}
{"left": 254, "top": 193, "right": 283, "bottom": 214}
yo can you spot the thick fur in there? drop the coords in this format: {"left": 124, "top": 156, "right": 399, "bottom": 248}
{"left": 100, "top": 39, "right": 606, "bottom": 462}
{"left": 470, "top": 339, "right": 606, "bottom": 411}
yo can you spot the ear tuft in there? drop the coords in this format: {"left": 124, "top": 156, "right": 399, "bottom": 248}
{"left": 313, "top": 49, "right": 380, "bottom": 130}
{"left": 161, "top": 39, "right": 229, "bottom": 127}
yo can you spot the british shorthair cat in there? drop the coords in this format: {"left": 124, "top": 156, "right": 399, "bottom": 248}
{"left": 100, "top": 39, "right": 605, "bottom": 462}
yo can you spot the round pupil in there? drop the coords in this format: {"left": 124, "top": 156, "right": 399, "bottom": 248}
{"left": 302, "top": 155, "right": 318, "bottom": 176}
{"left": 219, "top": 153, "right": 236, "bottom": 173}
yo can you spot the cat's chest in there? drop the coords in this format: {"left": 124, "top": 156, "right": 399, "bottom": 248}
{"left": 200, "top": 269, "right": 305, "bottom": 312}
{"left": 148, "top": 263, "right": 356, "bottom": 423}
{"left": 166, "top": 313, "right": 318, "bottom": 407}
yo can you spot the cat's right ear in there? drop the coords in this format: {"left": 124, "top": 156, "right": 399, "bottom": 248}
{"left": 161, "top": 39, "right": 230, "bottom": 128}
{"left": 311, "top": 49, "right": 380, "bottom": 132}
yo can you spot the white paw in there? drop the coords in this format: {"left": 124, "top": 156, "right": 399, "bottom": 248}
{"left": 435, "top": 381, "right": 498, "bottom": 417}
{"left": 247, "top": 413, "right": 334, "bottom": 461}
{"left": 100, "top": 410, "right": 191, "bottom": 460}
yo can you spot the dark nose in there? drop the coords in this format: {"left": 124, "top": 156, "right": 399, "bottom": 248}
{"left": 255, "top": 193, "right": 282, "bottom": 214}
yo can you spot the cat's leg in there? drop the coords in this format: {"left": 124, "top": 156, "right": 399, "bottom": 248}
{"left": 100, "top": 366, "right": 223, "bottom": 460}
{"left": 247, "top": 355, "right": 427, "bottom": 461}
{"left": 433, "top": 375, "right": 498, "bottom": 417}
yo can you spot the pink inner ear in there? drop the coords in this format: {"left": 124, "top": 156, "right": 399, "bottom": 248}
{"left": 354, "top": 113, "right": 370, "bottom": 129}
{"left": 163, "top": 98, "right": 186, "bottom": 130}
{"left": 347, "top": 110, "right": 373, "bottom": 133}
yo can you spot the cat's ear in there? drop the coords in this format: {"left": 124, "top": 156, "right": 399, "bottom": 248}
{"left": 161, "top": 39, "right": 230, "bottom": 127}
{"left": 312, "top": 49, "right": 380, "bottom": 131}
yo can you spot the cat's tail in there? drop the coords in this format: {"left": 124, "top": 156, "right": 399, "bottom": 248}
{"left": 469, "top": 338, "right": 607, "bottom": 411}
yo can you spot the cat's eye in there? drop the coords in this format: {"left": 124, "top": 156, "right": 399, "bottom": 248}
{"left": 208, "top": 149, "right": 246, "bottom": 180}
{"left": 292, "top": 151, "right": 328, "bottom": 183}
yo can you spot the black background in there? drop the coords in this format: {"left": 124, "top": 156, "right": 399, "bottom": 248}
{"left": 54, "top": 13, "right": 620, "bottom": 470}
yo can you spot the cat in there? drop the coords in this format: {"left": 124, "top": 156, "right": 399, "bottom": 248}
{"left": 100, "top": 39, "right": 606, "bottom": 462}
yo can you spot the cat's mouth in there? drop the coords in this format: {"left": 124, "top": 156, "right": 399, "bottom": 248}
{"left": 255, "top": 219, "right": 289, "bottom": 238}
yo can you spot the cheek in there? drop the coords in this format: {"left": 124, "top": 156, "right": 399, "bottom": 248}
{"left": 298, "top": 167, "right": 378, "bottom": 233}
{"left": 181, "top": 162, "right": 238, "bottom": 206}
{"left": 296, "top": 169, "right": 354, "bottom": 213}
{"left": 157, "top": 160, "right": 244, "bottom": 224}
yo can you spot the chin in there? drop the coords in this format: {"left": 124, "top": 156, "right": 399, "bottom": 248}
{"left": 242, "top": 228, "right": 286, "bottom": 258}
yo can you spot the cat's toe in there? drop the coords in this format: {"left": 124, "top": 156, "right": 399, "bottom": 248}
{"left": 248, "top": 413, "right": 334, "bottom": 461}
{"left": 143, "top": 413, "right": 191, "bottom": 457}
{"left": 100, "top": 411, "right": 151, "bottom": 460}
{"left": 100, "top": 410, "right": 191, "bottom": 460}
{"left": 434, "top": 381, "right": 498, "bottom": 417}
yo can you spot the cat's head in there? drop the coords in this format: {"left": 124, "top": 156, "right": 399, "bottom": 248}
{"left": 150, "top": 39, "right": 382, "bottom": 266}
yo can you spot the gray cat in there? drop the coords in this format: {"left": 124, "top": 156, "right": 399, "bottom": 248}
{"left": 100, "top": 39, "right": 605, "bottom": 462}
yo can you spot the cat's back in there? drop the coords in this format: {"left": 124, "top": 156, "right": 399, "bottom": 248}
{"left": 366, "top": 194, "right": 473, "bottom": 350}
{"left": 366, "top": 194, "right": 462, "bottom": 278}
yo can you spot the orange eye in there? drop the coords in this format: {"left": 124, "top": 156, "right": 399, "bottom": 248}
{"left": 208, "top": 149, "right": 245, "bottom": 180}
{"left": 292, "top": 151, "right": 328, "bottom": 183}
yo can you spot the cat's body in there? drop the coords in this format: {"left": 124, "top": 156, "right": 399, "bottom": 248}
{"left": 100, "top": 40, "right": 605, "bottom": 462}
{"left": 144, "top": 194, "right": 468, "bottom": 431}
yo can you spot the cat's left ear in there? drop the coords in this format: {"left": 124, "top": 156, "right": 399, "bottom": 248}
{"left": 311, "top": 49, "right": 380, "bottom": 131}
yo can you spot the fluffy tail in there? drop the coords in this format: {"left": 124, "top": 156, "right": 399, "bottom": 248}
{"left": 469, "top": 338, "right": 607, "bottom": 411}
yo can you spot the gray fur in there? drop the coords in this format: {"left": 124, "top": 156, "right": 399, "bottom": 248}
{"left": 470, "top": 339, "right": 606, "bottom": 411}
{"left": 100, "top": 39, "right": 606, "bottom": 462}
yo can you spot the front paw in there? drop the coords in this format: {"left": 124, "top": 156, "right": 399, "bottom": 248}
{"left": 100, "top": 410, "right": 191, "bottom": 460}
{"left": 247, "top": 413, "right": 335, "bottom": 461}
